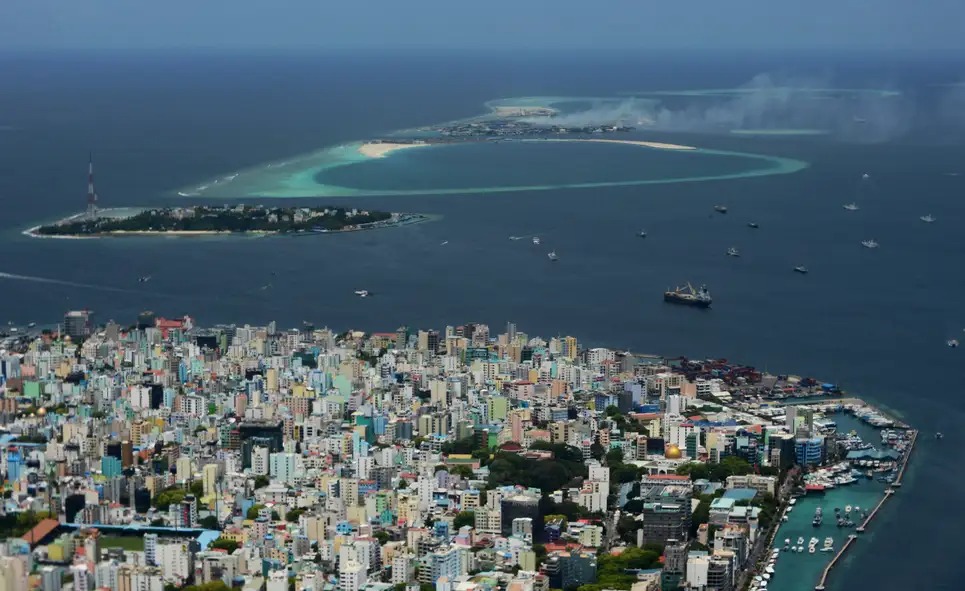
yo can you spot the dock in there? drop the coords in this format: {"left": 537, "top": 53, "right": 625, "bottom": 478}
{"left": 814, "top": 429, "right": 917, "bottom": 589}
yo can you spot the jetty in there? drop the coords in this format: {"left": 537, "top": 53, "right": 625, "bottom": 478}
{"left": 814, "top": 429, "right": 917, "bottom": 589}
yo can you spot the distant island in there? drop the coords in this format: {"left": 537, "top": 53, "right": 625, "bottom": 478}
{"left": 28, "top": 205, "right": 429, "bottom": 238}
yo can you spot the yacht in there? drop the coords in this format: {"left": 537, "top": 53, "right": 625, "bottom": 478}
{"left": 789, "top": 499, "right": 798, "bottom": 506}
{"left": 547, "top": 251, "right": 559, "bottom": 261}
{"left": 794, "top": 265, "right": 808, "bottom": 274}
{"left": 797, "top": 537, "right": 804, "bottom": 545}
{"left": 354, "top": 290, "right": 369, "bottom": 298}
{"left": 638, "top": 230, "right": 648, "bottom": 238}
{"left": 532, "top": 236, "right": 541, "bottom": 245}
{"left": 947, "top": 339, "right": 959, "bottom": 348}
{"left": 843, "top": 203, "right": 860, "bottom": 211}
{"left": 796, "top": 546, "right": 804, "bottom": 553}
{"left": 813, "top": 507, "right": 823, "bottom": 527}
{"left": 861, "top": 239, "right": 879, "bottom": 249}
{"left": 845, "top": 505, "right": 852, "bottom": 514}
{"left": 808, "top": 546, "right": 817, "bottom": 554}
{"left": 726, "top": 247, "right": 740, "bottom": 257}
{"left": 920, "top": 214, "right": 936, "bottom": 223}
{"left": 823, "top": 537, "right": 834, "bottom": 549}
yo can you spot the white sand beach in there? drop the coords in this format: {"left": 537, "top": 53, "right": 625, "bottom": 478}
{"left": 569, "top": 138, "right": 697, "bottom": 151}
{"left": 358, "top": 142, "right": 430, "bottom": 159}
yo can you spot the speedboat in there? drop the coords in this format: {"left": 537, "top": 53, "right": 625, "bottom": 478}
{"left": 843, "top": 203, "right": 860, "bottom": 211}
{"left": 638, "top": 230, "right": 647, "bottom": 238}
{"left": 547, "top": 251, "right": 559, "bottom": 261}
{"left": 747, "top": 222, "right": 759, "bottom": 228}
{"left": 532, "top": 236, "right": 541, "bottom": 245}
{"left": 440, "top": 241, "right": 449, "bottom": 246}
{"left": 861, "top": 239, "right": 878, "bottom": 249}
{"left": 920, "top": 214, "right": 935, "bottom": 223}
{"left": 714, "top": 205, "right": 728, "bottom": 214}
{"left": 354, "top": 290, "right": 369, "bottom": 298}
{"left": 794, "top": 265, "right": 808, "bottom": 274}
{"left": 726, "top": 247, "right": 740, "bottom": 257}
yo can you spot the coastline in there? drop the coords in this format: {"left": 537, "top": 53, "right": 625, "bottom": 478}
{"left": 23, "top": 211, "right": 435, "bottom": 240}
{"left": 357, "top": 141, "right": 430, "bottom": 159}
{"left": 544, "top": 137, "right": 698, "bottom": 151}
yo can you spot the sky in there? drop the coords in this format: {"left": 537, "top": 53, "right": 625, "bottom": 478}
{"left": 1, "top": 0, "right": 962, "bottom": 53}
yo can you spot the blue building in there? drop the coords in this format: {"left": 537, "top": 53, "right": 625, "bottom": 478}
{"left": 795, "top": 437, "right": 825, "bottom": 466}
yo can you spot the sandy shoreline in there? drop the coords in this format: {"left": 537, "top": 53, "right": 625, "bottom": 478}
{"left": 358, "top": 142, "right": 430, "bottom": 159}
{"left": 558, "top": 138, "right": 698, "bottom": 151}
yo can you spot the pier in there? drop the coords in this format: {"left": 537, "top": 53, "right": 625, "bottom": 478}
{"left": 814, "top": 429, "right": 917, "bottom": 589}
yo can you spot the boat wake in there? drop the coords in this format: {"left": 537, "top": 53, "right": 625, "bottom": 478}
{"left": 0, "top": 271, "right": 150, "bottom": 295}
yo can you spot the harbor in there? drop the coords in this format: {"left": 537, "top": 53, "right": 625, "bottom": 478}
{"left": 753, "top": 411, "right": 917, "bottom": 591}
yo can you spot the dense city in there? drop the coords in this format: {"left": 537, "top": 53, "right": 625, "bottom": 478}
{"left": 0, "top": 312, "right": 914, "bottom": 591}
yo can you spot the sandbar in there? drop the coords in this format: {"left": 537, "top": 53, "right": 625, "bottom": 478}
{"left": 550, "top": 138, "right": 697, "bottom": 151}
{"left": 358, "top": 142, "right": 430, "bottom": 159}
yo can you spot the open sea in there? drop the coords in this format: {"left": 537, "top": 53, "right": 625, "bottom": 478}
{"left": 0, "top": 50, "right": 963, "bottom": 590}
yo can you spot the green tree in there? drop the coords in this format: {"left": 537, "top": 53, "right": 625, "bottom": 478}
{"left": 254, "top": 475, "right": 270, "bottom": 489}
{"left": 453, "top": 511, "right": 475, "bottom": 530}
{"left": 199, "top": 515, "right": 221, "bottom": 530}
{"left": 605, "top": 447, "right": 624, "bottom": 465}
{"left": 209, "top": 538, "right": 240, "bottom": 554}
{"left": 286, "top": 509, "right": 305, "bottom": 522}
{"left": 153, "top": 488, "right": 187, "bottom": 511}
{"left": 190, "top": 480, "right": 205, "bottom": 498}
{"left": 247, "top": 504, "right": 266, "bottom": 519}
{"left": 604, "top": 405, "right": 621, "bottom": 417}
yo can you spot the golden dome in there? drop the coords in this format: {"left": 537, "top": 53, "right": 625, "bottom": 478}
{"left": 664, "top": 444, "right": 683, "bottom": 459}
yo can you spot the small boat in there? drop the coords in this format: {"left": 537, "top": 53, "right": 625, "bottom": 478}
{"left": 747, "top": 222, "right": 759, "bottom": 228}
{"left": 726, "top": 247, "right": 740, "bottom": 257}
{"left": 797, "top": 537, "right": 804, "bottom": 545}
{"left": 809, "top": 546, "right": 817, "bottom": 554}
{"left": 796, "top": 546, "right": 804, "bottom": 553}
{"left": 789, "top": 499, "right": 797, "bottom": 506}
{"left": 845, "top": 505, "right": 852, "bottom": 513}
{"left": 714, "top": 205, "right": 728, "bottom": 214}
{"left": 547, "top": 251, "right": 559, "bottom": 261}
{"left": 354, "top": 290, "right": 369, "bottom": 298}
{"left": 638, "top": 230, "right": 647, "bottom": 238}
{"left": 784, "top": 538, "right": 791, "bottom": 545}
{"left": 936, "top": 432, "right": 944, "bottom": 440}
{"left": 920, "top": 214, "right": 935, "bottom": 223}
{"left": 27, "top": 322, "right": 36, "bottom": 328}
{"left": 823, "top": 537, "right": 834, "bottom": 548}
{"left": 809, "top": 537, "right": 819, "bottom": 545}
{"left": 440, "top": 241, "right": 449, "bottom": 246}
{"left": 532, "top": 236, "right": 541, "bottom": 245}
{"left": 843, "top": 203, "right": 860, "bottom": 211}
{"left": 509, "top": 236, "right": 523, "bottom": 241}
{"left": 947, "top": 339, "right": 959, "bottom": 348}
{"left": 861, "top": 239, "right": 879, "bottom": 249}
{"left": 794, "top": 265, "right": 808, "bottom": 274}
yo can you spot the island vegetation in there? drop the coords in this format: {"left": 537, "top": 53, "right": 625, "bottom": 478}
{"left": 34, "top": 205, "right": 401, "bottom": 237}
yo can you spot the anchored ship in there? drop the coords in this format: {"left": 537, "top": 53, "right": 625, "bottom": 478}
{"left": 664, "top": 283, "right": 712, "bottom": 308}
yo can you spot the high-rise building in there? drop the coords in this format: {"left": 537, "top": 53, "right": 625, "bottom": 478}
{"left": 64, "top": 310, "right": 93, "bottom": 340}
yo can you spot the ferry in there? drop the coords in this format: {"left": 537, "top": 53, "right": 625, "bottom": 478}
{"left": 664, "top": 283, "right": 712, "bottom": 308}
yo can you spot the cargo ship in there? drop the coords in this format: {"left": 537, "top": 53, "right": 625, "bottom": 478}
{"left": 664, "top": 283, "right": 712, "bottom": 308}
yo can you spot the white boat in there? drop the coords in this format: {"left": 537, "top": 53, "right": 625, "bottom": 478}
{"left": 789, "top": 499, "right": 797, "bottom": 506}
{"left": 845, "top": 505, "right": 853, "bottom": 513}
{"left": 784, "top": 538, "right": 791, "bottom": 545}
{"left": 547, "top": 251, "right": 559, "bottom": 261}
{"left": 797, "top": 537, "right": 804, "bottom": 545}
{"left": 532, "top": 236, "right": 541, "bottom": 245}
{"left": 820, "top": 547, "right": 835, "bottom": 552}
{"left": 823, "top": 537, "right": 834, "bottom": 548}
{"left": 809, "top": 537, "right": 819, "bottom": 545}
{"left": 440, "top": 241, "right": 449, "bottom": 246}
{"left": 509, "top": 236, "right": 523, "bottom": 240}
{"left": 796, "top": 546, "right": 804, "bottom": 553}
{"left": 762, "top": 574, "right": 771, "bottom": 581}
{"left": 861, "top": 240, "right": 878, "bottom": 249}
{"left": 354, "top": 290, "right": 369, "bottom": 298}
{"left": 726, "top": 247, "right": 740, "bottom": 257}
{"left": 765, "top": 566, "right": 775, "bottom": 575}
{"left": 948, "top": 339, "right": 960, "bottom": 348}
{"left": 809, "top": 546, "right": 816, "bottom": 554}
{"left": 920, "top": 214, "right": 935, "bottom": 223}
{"left": 843, "top": 203, "right": 860, "bottom": 211}
{"left": 638, "top": 230, "right": 647, "bottom": 238}
{"left": 787, "top": 506, "right": 793, "bottom": 513}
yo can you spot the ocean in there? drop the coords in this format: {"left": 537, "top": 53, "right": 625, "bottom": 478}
{"left": 0, "top": 50, "right": 963, "bottom": 590}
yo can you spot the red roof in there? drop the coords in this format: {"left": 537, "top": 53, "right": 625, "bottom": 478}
{"left": 21, "top": 519, "right": 59, "bottom": 546}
